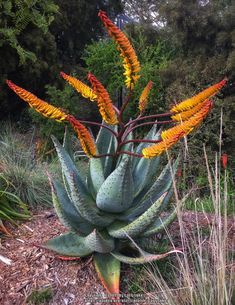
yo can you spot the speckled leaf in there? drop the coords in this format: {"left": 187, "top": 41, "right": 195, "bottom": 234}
{"left": 49, "top": 178, "right": 94, "bottom": 235}
{"left": 132, "top": 128, "right": 162, "bottom": 196}
{"left": 85, "top": 229, "right": 115, "bottom": 253}
{"left": 94, "top": 253, "right": 120, "bottom": 297}
{"left": 111, "top": 248, "right": 182, "bottom": 265}
{"left": 96, "top": 158, "right": 134, "bottom": 213}
{"left": 44, "top": 232, "right": 92, "bottom": 257}
{"left": 87, "top": 156, "right": 105, "bottom": 199}
{"left": 140, "top": 208, "right": 177, "bottom": 238}
{"left": 108, "top": 193, "right": 167, "bottom": 239}
{"left": 63, "top": 126, "right": 74, "bottom": 161}
{"left": 122, "top": 158, "right": 179, "bottom": 221}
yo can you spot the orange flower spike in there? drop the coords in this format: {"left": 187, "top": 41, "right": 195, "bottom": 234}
{"left": 98, "top": 10, "right": 140, "bottom": 90}
{"left": 66, "top": 115, "right": 97, "bottom": 158}
{"left": 171, "top": 98, "right": 210, "bottom": 121}
{"left": 87, "top": 73, "right": 118, "bottom": 125}
{"left": 139, "top": 81, "right": 153, "bottom": 113}
{"left": 6, "top": 80, "right": 67, "bottom": 122}
{"left": 171, "top": 78, "right": 227, "bottom": 113}
{"left": 142, "top": 132, "right": 184, "bottom": 158}
{"left": 163, "top": 100, "right": 213, "bottom": 141}
{"left": 60, "top": 72, "right": 97, "bottom": 102}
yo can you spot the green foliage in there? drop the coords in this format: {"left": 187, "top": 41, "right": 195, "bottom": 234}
{"left": 0, "top": 0, "right": 58, "bottom": 65}
{"left": 26, "top": 287, "right": 53, "bottom": 305}
{"left": 0, "top": 0, "right": 122, "bottom": 120}
{"left": 29, "top": 80, "right": 99, "bottom": 140}
{"left": 43, "top": 126, "right": 180, "bottom": 293}
{"left": 0, "top": 175, "right": 30, "bottom": 234}
{"left": 0, "top": 124, "right": 55, "bottom": 207}
{"left": 82, "top": 29, "right": 173, "bottom": 118}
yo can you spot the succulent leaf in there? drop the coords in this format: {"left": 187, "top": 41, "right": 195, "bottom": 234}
{"left": 128, "top": 157, "right": 178, "bottom": 219}
{"left": 49, "top": 178, "right": 94, "bottom": 235}
{"left": 111, "top": 247, "right": 182, "bottom": 265}
{"left": 85, "top": 229, "right": 115, "bottom": 253}
{"left": 63, "top": 126, "right": 74, "bottom": 161}
{"left": 96, "top": 158, "right": 134, "bottom": 213}
{"left": 140, "top": 208, "right": 177, "bottom": 238}
{"left": 108, "top": 193, "right": 167, "bottom": 238}
{"left": 52, "top": 136, "right": 114, "bottom": 227}
{"left": 87, "top": 156, "right": 105, "bottom": 199}
{"left": 94, "top": 253, "right": 120, "bottom": 295}
{"left": 52, "top": 136, "right": 88, "bottom": 196}
{"left": 132, "top": 127, "right": 162, "bottom": 196}
{"left": 44, "top": 232, "right": 93, "bottom": 257}
{"left": 69, "top": 172, "right": 115, "bottom": 227}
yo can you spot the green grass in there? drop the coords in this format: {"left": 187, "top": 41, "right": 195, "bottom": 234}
{"left": 26, "top": 287, "right": 53, "bottom": 305}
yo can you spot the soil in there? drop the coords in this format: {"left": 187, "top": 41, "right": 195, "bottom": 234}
{"left": 0, "top": 209, "right": 234, "bottom": 305}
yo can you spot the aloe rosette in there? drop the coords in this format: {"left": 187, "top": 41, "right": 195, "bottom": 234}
{"left": 6, "top": 10, "right": 227, "bottom": 303}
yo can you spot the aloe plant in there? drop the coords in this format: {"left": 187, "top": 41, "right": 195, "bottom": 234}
{"left": 6, "top": 10, "right": 227, "bottom": 303}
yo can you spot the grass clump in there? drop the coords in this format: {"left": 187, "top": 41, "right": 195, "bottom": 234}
{"left": 26, "top": 287, "right": 53, "bottom": 305}
{"left": 0, "top": 124, "right": 57, "bottom": 207}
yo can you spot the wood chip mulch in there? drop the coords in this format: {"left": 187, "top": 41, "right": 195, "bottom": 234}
{"left": 0, "top": 209, "right": 234, "bottom": 305}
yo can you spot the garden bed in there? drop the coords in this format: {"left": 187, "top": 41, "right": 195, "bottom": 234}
{"left": 0, "top": 209, "right": 234, "bottom": 305}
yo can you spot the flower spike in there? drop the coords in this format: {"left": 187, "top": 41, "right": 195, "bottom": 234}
{"left": 88, "top": 73, "right": 118, "bottom": 125}
{"left": 143, "top": 100, "right": 213, "bottom": 158}
{"left": 6, "top": 80, "right": 67, "bottom": 122}
{"left": 171, "top": 78, "right": 227, "bottom": 113}
{"left": 171, "top": 99, "right": 210, "bottom": 122}
{"left": 139, "top": 81, "right": 153, "bottom": 113}
{"left": 60, "top": 72, "right": 97, "bottom": 102}
{"left": 98, "top": 10, "right": 140, "bottom": 90}
{"left": 162, "top": 100, "right": 213, "bottom": 141}
{"left": 66, "top": 115, "right": 97, "bottom": 158}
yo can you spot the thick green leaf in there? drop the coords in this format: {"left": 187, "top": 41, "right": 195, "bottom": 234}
{"left": 103, "top": 135, "right": 116, "bottom": 178}
{"left": 140, "top": 208, "right": 177, "bottom": 238}
{"left": 111, "top": 247, "right": 182, "bottom": 265}
{"left": 96, "top": 158, "right": 134, "bottom": 213}
{"left": 140, "top": 193, "right": 188, "bottom": 238}
{"left": 69, "top": 172, "right": 114, "bottom": 227}
{"left": 63, "top": 126, "right": 74, "bottom": 161}
{"left": 52, "top": 136, "right": 114, "bottom": 227}
{"left": 94, "top": 253, "right": 120, "bottom": 295}
{"left": 87, "top": 156, "right": 105, "bottom": 199}
{"left": 85, "top": 229, "right": 115, "bottom": 253}
{"left": 116, "top": 131, "right": 133, "bottom": 167}
{"left": 52, "top": 136, "right": 88, "bottom": 197}
{"left": 44, "top": 232, "right": 93, "bottom": 257}
{"left": 50, "top": 178, "right": 94, "bottom": 235}
{"left": 108, "top": 193, "right": 167, "bottom": 238}
{"left": 121, "top": 158, "right": 178, "bottom": 221}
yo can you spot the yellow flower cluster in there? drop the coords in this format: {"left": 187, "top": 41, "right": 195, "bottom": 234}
{"left": 6, "top": 80, "right": 67, "bottom": 122}
{"left": 139, "top": 81, "right": 153, "bottom": 113}
{"left": 143, "top": 100, "right": 213, "bottom": 158}
{"left": 171, "top": 79, "right": 227, "bottom": 113}
{"left": 98, "top": 10, "right": 140, "bottom": 90}
{"left": 88, "top": 73, "right": 118, "bottom": 125}
{"left": 60, "top": 72, "right": 97, "bottom": 102}
{"left": 66, "top": 115, "right": 97, "bottom": 158}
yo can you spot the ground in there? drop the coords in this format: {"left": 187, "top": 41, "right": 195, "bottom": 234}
{"left": 0, "top": 210, "right": 234, "bottom": 305}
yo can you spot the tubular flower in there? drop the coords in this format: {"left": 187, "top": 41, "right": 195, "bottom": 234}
{"left": 88, "top": 73, "right": 118, "bottom": 125}
{"left": 171, "top": 79, "right": 227, "bottom": 113}
{"left": 66, "top": 115, "right": 97, "bottom": 158}
{"left": 143, "top": 100, "right": 213, "bottom": 158}
{"left": 162, "top": 100, "right": 213, "bottom": 141}
{"left": 6, "top": 80, "right": 67, "bottom": 122}
{"left": 98, "top": 10, "right": 140, "bottom": 90}
{"left": 142, "top": 132, "right": 184, "bottom": 158}
{"left": 171, "top": 99, "right": 210, "bottom": 122}
{"left": 139, "top": 81, "right": 153, "bottom": 113}
{"left": 60, "top": 72, "right": 97, "bottom": 102}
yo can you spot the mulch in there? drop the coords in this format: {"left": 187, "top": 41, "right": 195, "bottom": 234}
{"left": 0, "top": 209, "right": 234, "bottom": 305}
